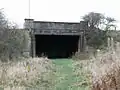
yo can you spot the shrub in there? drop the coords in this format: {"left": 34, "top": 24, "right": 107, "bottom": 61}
{"left": 0, "top": 29, "right": 30, "bottom": 61}
{"left": 0, "top": 10, "right": 30, "bottom": 61}
{"left": 0, "top": 57, "right": 55, "bottom": 89}
{"left": 90, "top": 48, "right": 120, "bottom": 90}
{"left": 72, "top": 52, "right": 90, "bottom": 60}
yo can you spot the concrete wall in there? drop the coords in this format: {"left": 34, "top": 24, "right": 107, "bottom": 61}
{"left": 33, "top": 21, "right": 80, "bottom": 30}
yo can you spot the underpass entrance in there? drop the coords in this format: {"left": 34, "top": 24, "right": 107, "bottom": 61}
{"left": 35, "top": 35, "right": 79, "bottom": 58}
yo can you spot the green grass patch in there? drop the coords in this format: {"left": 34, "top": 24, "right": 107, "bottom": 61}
{"left": 52, "top": 59, "right": 90, "bottom": 90}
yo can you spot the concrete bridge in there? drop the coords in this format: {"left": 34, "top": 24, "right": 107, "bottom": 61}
{"left": 24, "top": 19, "right": 88, "bottom": 58}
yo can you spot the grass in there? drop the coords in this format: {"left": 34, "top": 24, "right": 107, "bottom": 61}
{"left": 90, "top": 50, "right": 120, "bottom": 90}
{"left": 0, "top": 57, "right": 54, "bottom": 90}
{"left": 0, "top": 58, "right": 90, "bottom": 90}
{"left": 52, "top": 59, "right": 90, "bottom": 90}
{"left": 52, "top": 59, "right": 73, "bottom": 90}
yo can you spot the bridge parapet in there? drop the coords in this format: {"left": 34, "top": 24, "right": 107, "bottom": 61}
{"left": 24, "top": 19, "right": 88, "bottom": 35}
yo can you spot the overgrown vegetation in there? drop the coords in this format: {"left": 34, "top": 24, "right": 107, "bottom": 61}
{"left": 89, "top": 44, "right": 120, "bottom": 90}
{"left": 1, "top": 9, "right": 120, "bottom": 90}
{"left": 83, "top": 12, "right": 116, "bottom": 49}
{"left": 0, "top": 10, "right": 30, "bottom": 62}
{"left": 71, "top": 43, "right": 120, "bottom": 90}
{"left": 0, "top": 57, "right": 55, "bottom": 89}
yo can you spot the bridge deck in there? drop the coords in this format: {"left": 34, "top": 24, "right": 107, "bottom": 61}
{"left": 34, "top": 29, "right": 84, "bottom": 35}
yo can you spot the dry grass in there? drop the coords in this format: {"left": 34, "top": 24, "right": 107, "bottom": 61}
{"left": 90, "top": 47, "right": 120, "bottom": 90}
{"left": 73, "top": 42, "right": 120, "bottom": 90}
{"left": 0, "top": 57, "right": 54, "bottom": 89}
{"left": 72, "top": 52, "right": 91, "bottom": 60}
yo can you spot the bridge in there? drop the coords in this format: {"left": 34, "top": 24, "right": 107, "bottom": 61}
{"left": 24, "top": 19, "right": 88, "bottom": 58}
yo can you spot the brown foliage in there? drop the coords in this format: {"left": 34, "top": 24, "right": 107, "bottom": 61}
{"left": 91, "top": 49, "right": 120, "bottom": 90}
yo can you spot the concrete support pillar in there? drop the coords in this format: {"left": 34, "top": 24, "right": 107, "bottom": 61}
{"left": 107, "top": 37, "right": 110, "bottom": 50}
{"left": 31, "top": 34, "right": 36, "bottom": 57}
{"left": 78, "top": 35, "right": 81, "bottom": 52}
{"left": 30, "top": 28, "right": 36, "bottom": 57}
{"left": 80, "top": 33, "right": 83, "bottom": 52}
{"left": 78, "top": 21, "right": 88, "bottom": 53}
{"left": 107, "top": 37, "right": 114, "bottom": 51}
{"left": 83, "top": 31, "right": 86, "bottom": 52}
{"left": 24, "top": 19, "right": 35, "bottom": 57}
{"left": 78, "top": 32, "right": 84, "bottom": 52}
{"left": 111, "top": 37, "right": 114, "bottom": 51}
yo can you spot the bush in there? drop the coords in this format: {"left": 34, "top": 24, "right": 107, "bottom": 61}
{"left": 86, "top": 30, "right": 107, "bottom": 49}
{"left": 72, "top": 52, "right": 90, "bottom": 60}
{"left": 90, "top": 48, "right": 120, "bottom": 90}
{"left": 73, "top": 43, "right": 120, "bottom": 90}
{"left": 0, "top": 29, "right": 30, "bottom": 61}
{"left": 0, "top": 57, "right": 55, "bottom": 89}
{"left": 0, "top": 10, "right": 30, "bottom": 62}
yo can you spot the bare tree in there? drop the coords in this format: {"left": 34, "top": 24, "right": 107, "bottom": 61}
{"left": 82, "top": 12, "right": 116, "bottom": 30}
{"left": 82, "top": 12, "right": 117, "bottom": 49}
{"left": 104, "top": 17, "right": 116, "bottom": 30}
{"left": 82, "top": 12, "right": 105, "bottom": 28}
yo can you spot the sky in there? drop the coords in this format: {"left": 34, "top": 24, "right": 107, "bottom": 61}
{"left": 0, "top": 0, "right": 120, "bottom": 29}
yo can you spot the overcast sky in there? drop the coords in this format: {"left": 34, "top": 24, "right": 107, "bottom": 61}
{"left": 0, "top": 0, "right": 120, "bottom": 29}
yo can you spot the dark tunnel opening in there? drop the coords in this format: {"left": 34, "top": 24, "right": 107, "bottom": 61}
{"left": 35, "top": 35, "right": 79, "bottom": 58}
